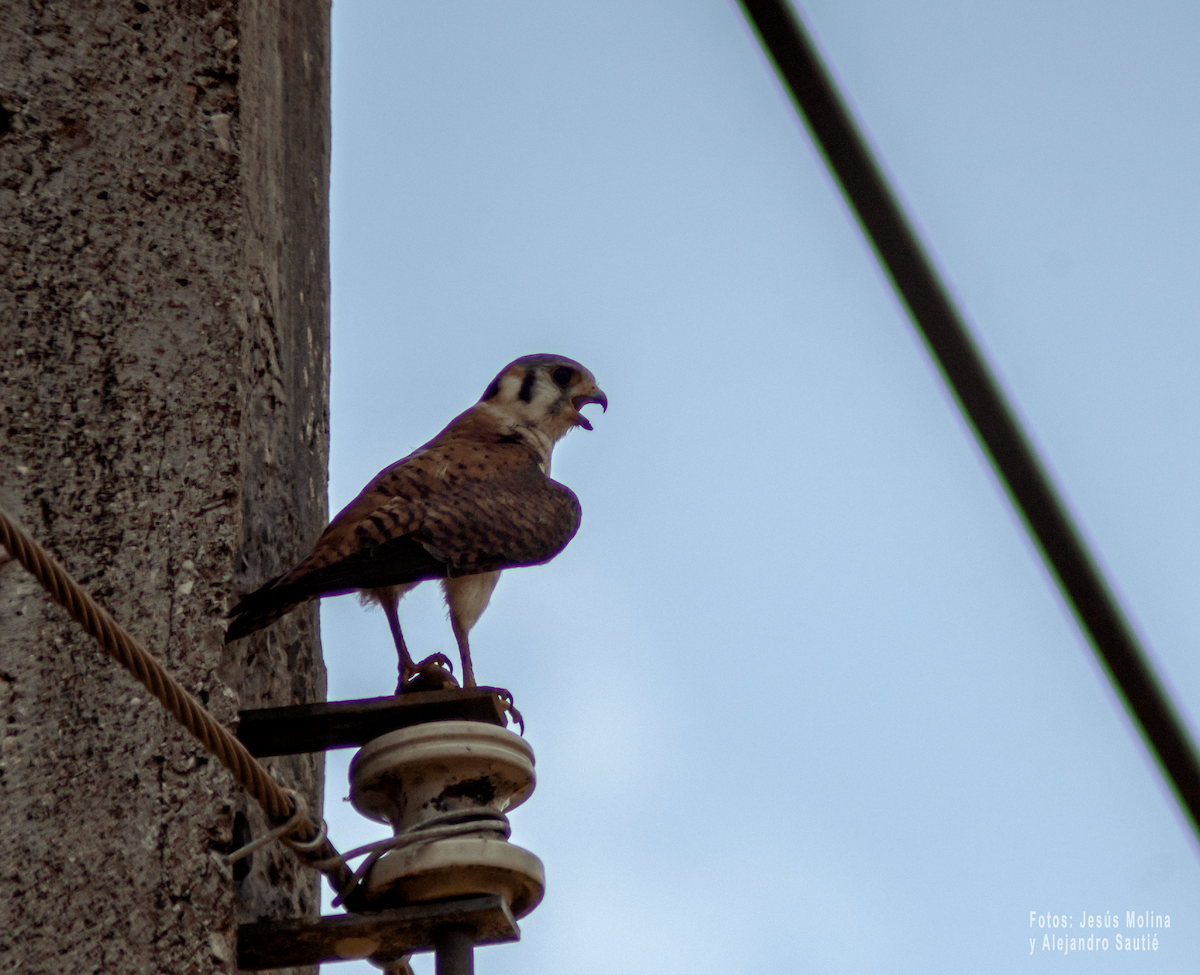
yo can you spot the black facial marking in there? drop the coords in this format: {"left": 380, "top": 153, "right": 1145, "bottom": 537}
{"left": 497, "top": 433, "right": 523, "bottom": 444}
{"left": 551, "top": 365, "right": 573, "bottom": 387}
{"left": 480, "top": 377, "right": 501, "bottom": 401}
{"left": 518, "top": 371, "right": 536, "bottom": 402}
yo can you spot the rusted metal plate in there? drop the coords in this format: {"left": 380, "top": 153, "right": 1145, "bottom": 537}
{"left": 236, "top": 894, "right": 518, "bottom": 969}
{"left": 236, "top": 688, "right": 509, "bottom": 756}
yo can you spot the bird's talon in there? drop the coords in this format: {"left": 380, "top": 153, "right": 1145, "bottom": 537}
{"left": 416, "top": 652, "right": 453, "bottom": 674}
{"left": 397, "top": 657, "right": 460, "bottom": 694}
{"left": 487, "top": 688, "right": 524, "bottom": 734}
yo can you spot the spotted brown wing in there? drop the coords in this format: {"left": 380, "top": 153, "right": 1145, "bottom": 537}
{"left": 406, "top": 464, "right": 582, "bottom": 576}
{"left": 224, "top": 462, "right": 580, "bottom": 641}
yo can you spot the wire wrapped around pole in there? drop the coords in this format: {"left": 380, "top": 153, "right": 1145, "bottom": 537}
{"left": 0, "top": 506, "right": 353, "bottom": 892}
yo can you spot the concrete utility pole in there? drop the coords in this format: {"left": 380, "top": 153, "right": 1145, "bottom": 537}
{"left": 0, "top": 2, "right": 331, "bottom": 972}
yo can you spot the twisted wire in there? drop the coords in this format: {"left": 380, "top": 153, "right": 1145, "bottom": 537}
{"left": 0, "top": 506, "right": 353, "bottom": 891}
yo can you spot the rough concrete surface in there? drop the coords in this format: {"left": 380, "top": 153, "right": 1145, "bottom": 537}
{"left": 0, "top": 1, "right": 331, "bottom": 972}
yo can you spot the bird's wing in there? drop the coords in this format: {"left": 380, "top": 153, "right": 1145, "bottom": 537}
{"left": 405, "top": 463, "right": 582, "bottom": 577}
{"left": 225, "top": 441, "right": 580, "bottom": 640}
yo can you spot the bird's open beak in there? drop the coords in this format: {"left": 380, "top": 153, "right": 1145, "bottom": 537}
{"left": 571, "top": 387, "right": 608, "bottom": 431}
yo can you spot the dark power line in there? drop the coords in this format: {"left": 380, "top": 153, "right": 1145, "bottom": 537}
{"left": 737, "top": 0, "right": 1200, "bottom": 841}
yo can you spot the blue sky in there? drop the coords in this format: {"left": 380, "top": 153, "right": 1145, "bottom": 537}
{"left": 318, "top": 2, "right": 1200, "bottom": 971}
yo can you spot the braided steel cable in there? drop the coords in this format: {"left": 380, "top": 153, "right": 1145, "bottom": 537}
{"left": 0, "top": 506, "right": 353, "bottom": 891}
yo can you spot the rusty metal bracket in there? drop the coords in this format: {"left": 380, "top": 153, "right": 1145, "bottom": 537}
{"left": 237, "top": 894, "right": 518, "bottom": 970}
{"left": 236, "top": 688, "right": 508, "bottom": 757}
{"left": 234, "top": 689, "right": 522, "bottom": 973}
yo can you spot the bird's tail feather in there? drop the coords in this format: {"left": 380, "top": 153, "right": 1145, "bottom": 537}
{"left": 224, "top": 572, "right": 362, "bottom": 643}
{"left": 225, "top": 574, "right": 306, "bottom": 643}
{"left": 224, "top": 600, "right": 305, "bottom": 643}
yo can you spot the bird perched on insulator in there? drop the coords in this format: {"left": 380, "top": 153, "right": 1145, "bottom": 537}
{"left": 225, "top": 354, "right": 607, "bottom": 712}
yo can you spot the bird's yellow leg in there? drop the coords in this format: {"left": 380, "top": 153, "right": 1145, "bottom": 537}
{"left": 451, "top": 624, "right": 477, "bottom": 689}
{"left": 381, "top": 593, "right": 452, "bottom": 693}
{"left": 452, "top": 625, "right": 523, "bottom": 730}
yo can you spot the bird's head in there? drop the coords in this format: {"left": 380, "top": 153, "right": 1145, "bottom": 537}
{"left": 477, "top": 354, "right": 608, "bottom": 454}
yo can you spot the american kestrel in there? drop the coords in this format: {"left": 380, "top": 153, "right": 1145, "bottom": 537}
{"left": 225, "top": 354, "right": 607, "bottom": 701}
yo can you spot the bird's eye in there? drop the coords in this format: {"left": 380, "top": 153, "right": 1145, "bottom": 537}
{"left": 551, "top": 366, "right": 573, "bottom": 387}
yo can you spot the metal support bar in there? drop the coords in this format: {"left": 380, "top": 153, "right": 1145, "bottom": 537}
{"left": 237, "top": 688, "right": 508, "bottom": 757}
{"left": 435, "top": 926, "right": 476, "bottom": 975}
{"left": 236, "top": 894, "right": 516, "bottom": 970}
{"left": 737, "top": 0, "right": 1200, "bottom": 839}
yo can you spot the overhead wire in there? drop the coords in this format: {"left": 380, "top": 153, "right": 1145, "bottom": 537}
{"left": 737, "top": 0, "right": 1200, "bottom": 841}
